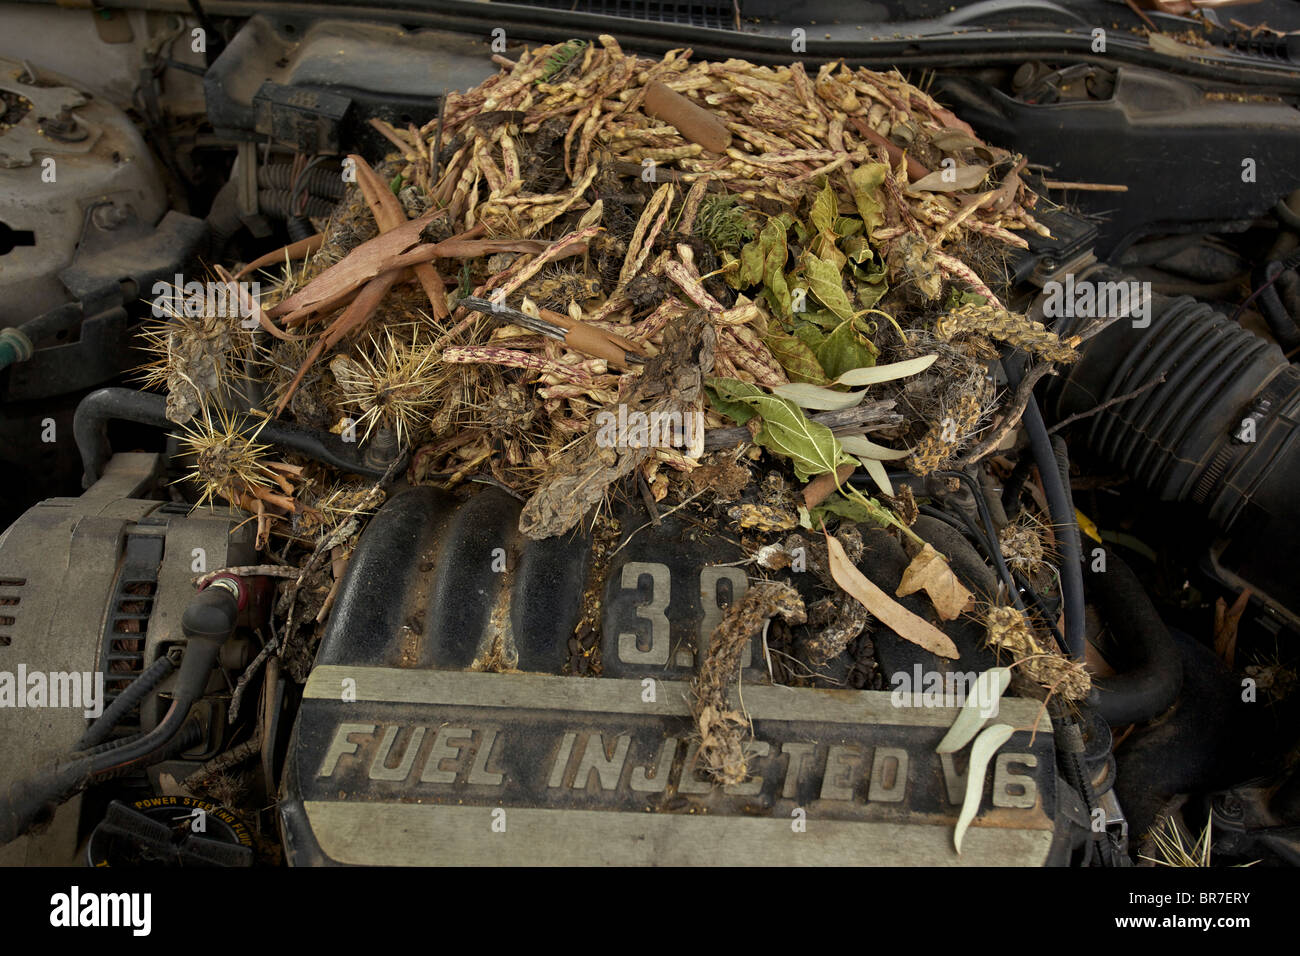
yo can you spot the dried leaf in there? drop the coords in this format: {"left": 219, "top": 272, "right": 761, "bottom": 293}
{"left": 896, "top": 542, "right": 975, "bottom": 621}
{"left": 848, "top": 163, "right": 888, "bottom": 238}
{"left": 935, "top": 668, "right": 1012, "bottom": 754}
{"left": 907, "top": 164, "right": 989, "bottom": 194}
{"left": 954, "top": 723, "right": 1015, "bottom": 854}
{"left": 802, "top": 252, "right": 855, "bottom": 321}
{"left": 824, "top": 530, "right": 959, "bottom": 659}
{"left": 802, "top": 463, "right": 857, "bottom": 509}
{"left": 266, "top": 209, "right": 443, "bottom": 318}
{"left": 930, "top": 128, "right": 985, "bottom": 152}
{"left": 764, "top": 328, "right": 829, "bottom": 385}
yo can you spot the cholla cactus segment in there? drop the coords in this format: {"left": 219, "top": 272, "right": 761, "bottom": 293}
{"left": 985, "top": 604, "right": 1090, "bottom": 701}
{"left": 175, "top": 405, "right": 276, "bottom": 509}
{"left": 137, "top": 281, "right": 252, "bottom": 425}
{"left": 329, "top": 325, "right": 441, "bottom": 447}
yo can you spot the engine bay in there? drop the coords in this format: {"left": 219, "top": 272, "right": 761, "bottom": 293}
{"left": 1, "top": 2, "right": 1299, "bottom": 881}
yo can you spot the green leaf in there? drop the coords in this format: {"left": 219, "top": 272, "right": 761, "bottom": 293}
{"left": 802, "top": 252, "right": 855, "bottom": 321}
{"left": 860, "top": 456, "right": 893, "bottom": 496}
{"left": 763, "top": 329, "right": 829, "bottom": 385}
{"left": 735, "top": 238, "right": 766, "bottom": 289}
{"left": 849, "top": 163, "right": 889, "bottom": 238}
{"left": 856, "top": 278, "right": 889, "bottom": 311}
{"left": 833, "top": 216, "right": 864, "bottom": 239}
{"left": 707, "top": 378, "right": 855, "bottom": 481}
{"left": 794, "top": 309, "right": 842, "bottom": 332}
{"left": 840, "top": 235, "right": 874, "bottom": 265}
{"left": 755, "top": 401, "right": 856, "bottom": 482}
{"left": 764, "top": 268, "right": 792, "bottom": 317}
{"left": 954, "top": 723, "right": 1016, "bottom": 855}
{"left": 735, "top": 215, "right": 795, "bottom": 314}
{"left": 944, "top": 287, "right": 988, "bottom": 309}
{"left": 815, "top": 318, "right": 879, "bottom": 381}
{"left": 811, "top": 232, "right": 846, "bottom": 271}
{"left": 705, "top": 378, "right": 762, "bottom": 425}
{"left": 808, "top": 492, "right": 887, "bottom": 529}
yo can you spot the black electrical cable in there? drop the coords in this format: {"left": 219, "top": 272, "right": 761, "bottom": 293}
{"left": 0, "top": 586, "right": 239, "bottom": 844}
{"left": 76, "top": 655, "right": 177, "bottom": 751}
{"left": 878, "top": 470, "right": 1027, "bottom": 615}
{"left": 1012, "top": 569, "right": 1067, "bottom": 652}
{"left": 917, "top": 503, "right": 971, "bottom": 538}
{"left": 1004, "top": 354, "right": 1087, "bottom": 661}
{"left": 74, "top": 387, "right": 392, "bottom": 485}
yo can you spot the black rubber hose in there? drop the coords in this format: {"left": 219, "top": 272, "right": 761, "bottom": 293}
{"left": 1051, "top": 433, "right": 1087, "bottom": 651}
{"left": 0, "top": 587, "right": 238, "bottom": 844}
{"left": 1255, "top": 261, "right": 1300, "bottom": 352}
{"left": 257, "top": 188, "right": 336, "bottom": 220}
{"left": 1005, "top": 355, "right": 1086, "bottom": 660}
{"left": 76, "top": 655, "right": 177, "bottom": 751}
{"left": 73, "top": 387, "right": 389, "bottom": 486}
{"left": 1084, "top": 545, "right": 1183, "bottom": 726}
{"left": 1276, "top": 196, "right": 1300, "bottom": 233}
{"left": 257, "top": 163, "right": 345, "bottom": 199}
{"left": 1001, "top": 452, "right": 1035, "bottom": 519}
{"left": 286, "top": 216, "right": 316, "bottom": 243}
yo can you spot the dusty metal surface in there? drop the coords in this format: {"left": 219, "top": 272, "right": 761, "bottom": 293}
{"left": 282, "top": 667, "right": 1061, "bottom": 866}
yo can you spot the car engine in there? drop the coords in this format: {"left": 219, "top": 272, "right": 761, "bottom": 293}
{"left": 1, "top": 1, "right": 1299, "bottom": 875}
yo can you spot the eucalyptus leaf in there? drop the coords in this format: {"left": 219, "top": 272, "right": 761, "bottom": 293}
{"left": 838, "top": 435, "right": 910, "bottom": 460}
{"left": 860, "top": 456, "right": 893, "bottom": 496}
{"left": 954, "top": 723, "right": 1016, "bottom": 855}
{"left": 935, "top": 667, "right": 1013, "bottom": 754}
{"left": 771, "top": 382, "right": 867, "bottom": 410}
{"left": 834, "top": 354, "right": 937, "bottom": 386}
{"left": 930, "top": 127, "right": 985, "bottom": 152}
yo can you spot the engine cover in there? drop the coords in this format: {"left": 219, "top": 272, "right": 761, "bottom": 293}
{"left": 280, "top": 486, "right": 1072, "bottom": 865}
